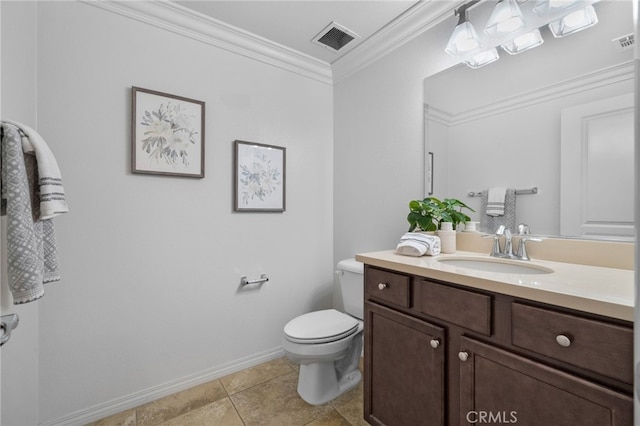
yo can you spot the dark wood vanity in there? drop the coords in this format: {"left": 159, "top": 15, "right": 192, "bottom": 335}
{"left": 363, "top": 265, "right": 633, "bottom": 426}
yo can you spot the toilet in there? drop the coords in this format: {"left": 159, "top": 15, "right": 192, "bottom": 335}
{"left": 282, "top": 258, "right": 364, "bottom": 405}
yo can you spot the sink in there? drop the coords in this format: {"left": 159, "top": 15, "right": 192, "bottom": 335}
{"left": 437, "top": 257, "right": 554, "bottom": 275}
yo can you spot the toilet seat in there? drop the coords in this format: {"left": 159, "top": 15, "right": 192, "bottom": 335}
{"left": 284, "top": 309, "right": 359, "bottom": 344}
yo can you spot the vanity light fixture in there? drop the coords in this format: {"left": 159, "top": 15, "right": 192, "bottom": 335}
{"left": 501, "top": 28, "right": 544, "bottom": 54}
{"left": 464, "top": 47, "right": 500, "bottom": 68}
{"left": 445, "top": 1, "right": 482, "bottom": 57}
{"left": 547, "top": 5, "right": 598, "bottom": 37}
{"left": 444, "top": 0, "right": 599, "bottom": 68}
{"left": 533, "top": 0, "right": 584, "bottom": 17}
{"left": 485, "top": 0, "right": 527, "bottom": 36}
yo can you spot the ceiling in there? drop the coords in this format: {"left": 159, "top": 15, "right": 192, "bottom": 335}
{"left": 175, "top": 1, "right": 423, "bottom": 64}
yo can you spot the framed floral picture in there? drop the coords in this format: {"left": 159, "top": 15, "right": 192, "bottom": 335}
{"left": 234, "top": 140, "right": 286, "bottom": 212}
{"left": 131, "top": 87, "right": 205, "bottom": 178}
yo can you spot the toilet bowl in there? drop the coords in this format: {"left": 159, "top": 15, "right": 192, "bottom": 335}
{"left": 282, "top": 259, "right": 364, "bottom": 405}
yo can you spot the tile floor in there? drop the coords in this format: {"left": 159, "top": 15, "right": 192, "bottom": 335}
{"left": 88, "top": 357, "right": 369, "bottom": 426}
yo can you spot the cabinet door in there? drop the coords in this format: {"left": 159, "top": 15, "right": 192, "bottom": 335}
{"left": 458, "top": 336, "right": 632, "bottom": 426}
{"left": 365, "top": 302, "right": 445, "bottom": 426}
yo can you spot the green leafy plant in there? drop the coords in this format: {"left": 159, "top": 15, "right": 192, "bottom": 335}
{"left": 407, "top": 197, "right": 475, "bottom": 232}
{"left": 439, "top": 198, "right": 475, "bottom": 230}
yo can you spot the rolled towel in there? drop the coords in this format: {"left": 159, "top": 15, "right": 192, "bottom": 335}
{"left": 395, "top": 232, "right": 441, "bottom": 257}
{"left": 486, "top": 187, "right": 507, "bottom": 217}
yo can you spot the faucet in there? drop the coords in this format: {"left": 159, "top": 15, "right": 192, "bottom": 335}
{"left": 484, "top": 225, "right": 542, "bottom": 260}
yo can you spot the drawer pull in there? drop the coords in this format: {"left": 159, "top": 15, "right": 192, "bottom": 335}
{"left": 378, "top": 283, "right": 388, "bottom": 290}
{"left": 556, "top": 334, "right": 572, "bottom": 347}
{"left": 458, "top": 351, "right": 469, "bottom": 362}
{"left": 430, "top": 339, "right": 440, "bottom": 349}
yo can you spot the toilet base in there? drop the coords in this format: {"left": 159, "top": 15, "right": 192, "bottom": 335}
{"left": 297, "top": 360, "right": 362, "bottom": 405}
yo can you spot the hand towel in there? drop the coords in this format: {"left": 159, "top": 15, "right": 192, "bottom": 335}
{"left": 486, "top": 187, "right": 507, "bottom": 216}
{"left": 395, "top": 232, "right": 441, "bottom": 257}
{"left": 1, "top": 123, "right": 62, "bottom": 304}
{"left": 3, "top": 119, "right": 68, "bottom": 219}
{"left": 480, "top": 188, "right": 517, "bottom": 233}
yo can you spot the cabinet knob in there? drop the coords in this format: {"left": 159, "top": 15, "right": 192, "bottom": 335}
{"left": 378, "top": 283, "right": 388, "bottom": 290}
{"left": 555, "top": 334, "right": 572, "bottom": 347}
{"left": 430, "top": 339, "right": 440, "bottom": 349}
{"left": 458, "top": 351, "right": 469, "bottom": 362}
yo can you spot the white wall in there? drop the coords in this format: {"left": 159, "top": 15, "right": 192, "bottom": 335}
{"left": 332, "top": 13, "right": 455, "bottom": 264}
{"left": 0, "top": 2, "right": 40, "bottom": 426}
{"left": 3, "top": 1, "right": 333, "bottom": 424}
{"left": 333, "top": 35, "right": 427, "bottom": 263}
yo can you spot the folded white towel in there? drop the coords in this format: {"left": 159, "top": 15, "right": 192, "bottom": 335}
{"left": 395, "top": 233, "right": 441, "bottom": 257}
{"left": 486, "top": 187, "right": 507, "bottom": 217}
{"left": 3, "top": 119, "right": 69, "bottom": 219}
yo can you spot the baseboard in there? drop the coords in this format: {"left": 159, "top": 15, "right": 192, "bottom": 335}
{"left": 43, "top": 347, "right": 285, "bottom": 426}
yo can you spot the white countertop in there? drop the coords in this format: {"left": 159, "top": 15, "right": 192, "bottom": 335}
{"left": 355, "top": 250, "right": 634, "bottom": 322}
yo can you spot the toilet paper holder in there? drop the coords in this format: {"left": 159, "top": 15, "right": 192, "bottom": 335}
{"left": 240, "top": 274, "right": 269, "bottom": 286}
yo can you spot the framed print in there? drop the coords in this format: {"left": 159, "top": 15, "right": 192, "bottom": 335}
{"left": 234, "top": 140, "right": 286, "bottom": 212}
{"left": 131, "top": 87, "right": 205, "bottom": 178}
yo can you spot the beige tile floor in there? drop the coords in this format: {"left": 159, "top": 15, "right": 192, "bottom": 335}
{"left": 88, "top": 357, "right": 369, "bottom": 426}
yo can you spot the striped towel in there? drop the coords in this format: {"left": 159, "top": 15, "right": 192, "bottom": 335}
{"left": 486, "top": 187, "right": 507, "bottom": 217}
{"left": 395, "top": 232, "right": 441, "bottom": 257}
{"left": 3, "top": 119, "right": 68, "bottom": 219}
{"left": 1, "top": 123, "right": 65, "bottom": 304}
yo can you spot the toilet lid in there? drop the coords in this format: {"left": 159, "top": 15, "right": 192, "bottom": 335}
{"left": 284, "top": 309, "right": 359, "bottom": 344}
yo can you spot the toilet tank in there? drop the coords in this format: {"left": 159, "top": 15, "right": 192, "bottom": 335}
{"left": 336, "top": 258, "right": 364, "bottom": 320}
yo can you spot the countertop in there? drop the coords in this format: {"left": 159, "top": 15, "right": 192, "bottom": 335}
{"left": 355, "top": 250, "right": 634, "bottom": 322}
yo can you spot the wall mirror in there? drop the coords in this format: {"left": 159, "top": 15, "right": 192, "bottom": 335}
{"left": 424, "top": 0, "right": 634, "bottom": 240}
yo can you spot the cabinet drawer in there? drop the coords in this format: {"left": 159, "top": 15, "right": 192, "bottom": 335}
{"left": 511, "top": 303, "right": 633, "bottom": 384}
{"left": 365, "top": 268, "right": 410, "bottom": 308}
{"left": 416, "top": 280, "right": 491, "bottom": 335}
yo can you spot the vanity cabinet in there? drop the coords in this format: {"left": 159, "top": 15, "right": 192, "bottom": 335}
{"left": 364, "top": 268, "right": 445, "bottom": 425}
{"left": 363, "top": 265, "right": 633, "bottom": 426}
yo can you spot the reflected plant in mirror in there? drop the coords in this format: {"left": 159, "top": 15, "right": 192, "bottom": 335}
{"left": 407, "top": 197, "right": 475, "bottom": 232}
{"left": 424, "top": 0, "right": 634, "bottom": 241}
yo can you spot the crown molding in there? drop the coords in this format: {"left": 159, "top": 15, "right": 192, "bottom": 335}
{"left": 83, "top": 0, "right": 333, "bottom": 85}
{"left": 425, "top": 61, "right": 635, "bottom": 127}
{"left": 85, "top": 1, "right": 463, "bottom": 87}
{"left": 331, "top": 0, "right": 464, "bottom": 84}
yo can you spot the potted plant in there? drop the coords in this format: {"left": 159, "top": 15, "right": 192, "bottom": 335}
{"left": 407, "top": 197, "right": 474, "bottom": 232}
{"left": 439, "top": 198, "right": 475, "bottom": 230}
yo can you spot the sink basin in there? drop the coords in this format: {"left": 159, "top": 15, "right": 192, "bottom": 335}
{"left": 437, "top": 257, "right": 554, "bottom": 275}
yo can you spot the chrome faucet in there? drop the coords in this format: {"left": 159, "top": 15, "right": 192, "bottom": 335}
{"left": 484, "top": 225, "right": 541, "bottom": 260}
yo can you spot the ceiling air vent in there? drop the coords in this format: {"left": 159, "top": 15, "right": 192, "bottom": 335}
{"left": 612, "top": 34, "right": 634, "bottom": 52}
{"left": 312, "top": 22, "right": 360, "bottom": 52}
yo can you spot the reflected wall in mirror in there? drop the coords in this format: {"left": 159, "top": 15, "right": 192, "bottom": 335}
{"left": 424, "top": 0, "right": 634, "bottom": 240}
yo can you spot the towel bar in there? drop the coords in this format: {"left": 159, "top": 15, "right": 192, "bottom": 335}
{"left": 240, "top": 274, "right": 269, "bottom": 286}
{"left": 467, "top": 187, "right": 538, "bottom": 198}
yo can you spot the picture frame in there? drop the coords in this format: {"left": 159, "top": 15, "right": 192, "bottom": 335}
{"left": 234, "top": 140, "right": 286, "bottom": 212}
{"left": 131, "top": 86, "right": 205, "bottom": 178}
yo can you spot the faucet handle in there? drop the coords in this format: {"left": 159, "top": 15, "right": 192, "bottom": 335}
{"left": 516, "top": 237, "right": 542, "bottom": 261}
{"left": 482, "top": 232, "right": 502, "bottom": 257}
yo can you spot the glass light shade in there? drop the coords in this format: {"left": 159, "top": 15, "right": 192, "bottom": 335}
{"left": 445, "top": 21, "right": 481, "bottom": 57}
{"left": 485, "top": 0, "right": 526, "bottom": 36}
{"left": 548, "top": 5, "right": 598, "bottom": 37}
{"left": 533, "top": 0, "right": 582, "bottom": 16}
{"left": 464, "top": 48, "right": 500, "bottom": 69}
{"left": 501, "top": 29, "right": 544, "bottom": 54}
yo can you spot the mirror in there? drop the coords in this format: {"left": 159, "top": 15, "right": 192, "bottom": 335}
{"left": 424, "top": 0, "right": 634, "bottom": 240}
